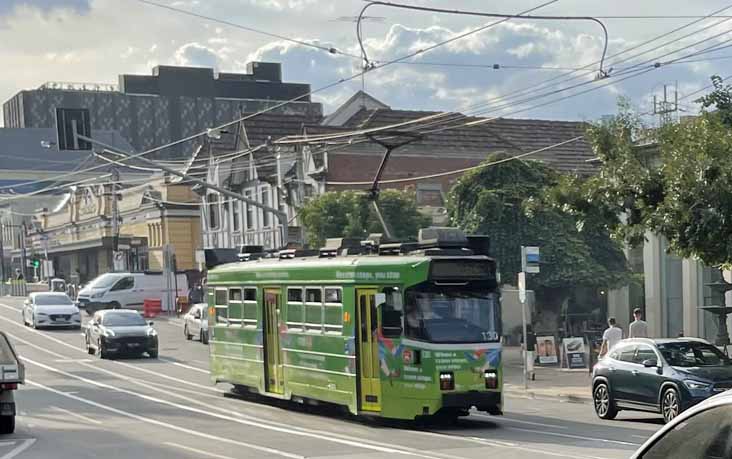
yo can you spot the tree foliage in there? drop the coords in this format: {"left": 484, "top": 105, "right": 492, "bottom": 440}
{"left": 448, "top": 153, "right": 631, "bottom": 325}
{"left": 556, "top": 77, "right": 732, "bottom": 268}
{"left": 300, "top": 189, "right": 431, "bottom": 248}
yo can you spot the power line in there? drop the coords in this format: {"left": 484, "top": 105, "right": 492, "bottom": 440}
{"left": 133, "top": 0, "right": 363, "bottom": 60}
{"left": 358, "top": 1, "right": 608, "bottom": 76}
{"left": 326, "top": 136, "right": 582, "bottom": 186}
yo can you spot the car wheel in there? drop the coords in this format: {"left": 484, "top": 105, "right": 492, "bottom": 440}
{"left": 184, "top": 325, "right": 192, "bottom": 340}
{"left": 31, "top": 314, "right": 38, "bottom": 329}
{"left": 0, "top": 415, "right": 15, "bottom": 434}
{"left": 662, "top": 387, "right": 681, "bottom": 423}
{"left": 593, "top": 382, "right": 618, "bottom": 420}
{"left": 148, "top": 349, "right": 158, "bottom": 359}
{"left": 201, "top": 330, "right": 209, "bottom": 345}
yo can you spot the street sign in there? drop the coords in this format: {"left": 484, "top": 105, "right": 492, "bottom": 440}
{"left": 518, "top": 271, "right": 526, "bottom": 304}
{"left": 521, "top": 246, "right": 540, "bottom": 274}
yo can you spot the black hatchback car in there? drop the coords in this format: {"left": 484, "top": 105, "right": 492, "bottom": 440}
{"left": 592, "top": 338, "right": 732, "bottom": 423}
{"left": 84, "top": 309, "right": 159, "bottom": 359}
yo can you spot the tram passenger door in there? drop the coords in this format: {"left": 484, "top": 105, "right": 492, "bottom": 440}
{"left": 263, "top": 289, "right": 284, "bottom": 395}
{"left": 356, "top": 288, "right": 381, "bottom": 412}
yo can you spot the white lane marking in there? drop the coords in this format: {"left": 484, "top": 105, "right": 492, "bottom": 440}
{"left": 51, "top": 405, "right": 102, "bottom": 425}
{"left": 505, "top": 426, "right": 640, "bottom": 447}
{"left": 167, "top": 319, "right": 184, "bottom": 326}
{"left": 54, "top": 359, "right": 93, "bottom": 363}
{"left": 27, "top": 379, "right": 303, "bottom": 459}
{"left": 22, "top": 357, "right": 431, "bottom": 458}
{"left": 158, "top": 357, "right": 209, "bottom": 374}
{"left": 0, "top": 439, "right": 36, "bottom": 459}
{"left": 0, "top": 309, "right": 223, "bottom": 394}
{"left": 0, "top": 442, "right": 15, "bottom": 447}
{"left": 9, "top": 334, "right": 457, "bottom": 459}
{"left": 633, "top": 434, "right": 650, "bottom": 439}
{"left": 472, "top": 412, "right": 568, "bottom": 429}
{"left": 411, "top": 430, "right": 613, "bottom": 459}
{"left": 165, "top": 442, "right": 237, "bottom": 459}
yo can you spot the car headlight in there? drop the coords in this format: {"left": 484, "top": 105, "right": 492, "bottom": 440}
{"left": 91, "top": 291, "right": 104, "bottom": 299}
{"left": 103, "top": 329, "right": 116, "bottom": 338}
{"left": 36, "top": 312, "right": 49, "bottom": 317}
{"left": 147, "top": 328, "right": 158, "bottom": 337}
{"left": 684, "top": 380, "right": 711, "bottom": 391}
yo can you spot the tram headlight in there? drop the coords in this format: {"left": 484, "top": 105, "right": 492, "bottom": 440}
{"left": 484, "top": 370, "right": 498, "bottom": 389}
{"left": 439, "top": 372, "right": 454, "bottom": 391}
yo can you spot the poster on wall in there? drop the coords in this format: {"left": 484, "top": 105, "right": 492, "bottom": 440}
{"left": 536, "top": 335, "right": 558, "bottom": 365}
{"left": 563, "top": 337, "right": 587, "bottom": 369}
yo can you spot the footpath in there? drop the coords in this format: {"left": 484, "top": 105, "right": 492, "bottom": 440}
{"left": 502, "top": 346, "right": 592, "bottom": 404}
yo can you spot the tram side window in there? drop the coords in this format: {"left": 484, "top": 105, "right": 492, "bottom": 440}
{"left": 228, "top": 289, "right": 243, "bottom": 325}
{"left": 243, "top": 288, "right": 258, "bottom": 328}
{"left": 324, "top": 287, "right": 343, "bottom": 334}
{"left": 287, "top": 287, "right": 304, "bottom": 331}
{"left": 381, "top": 287, "right": 403, "bottom": 338}
{"left": 214, "top": 289, "right": 228, "bottom": 325}
{"left": 305, "top": 287, "right": 324, "bottom": 333}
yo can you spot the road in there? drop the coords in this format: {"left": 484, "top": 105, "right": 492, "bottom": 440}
{"left": 0, "top": 296, "right": 663, "bottom": 459}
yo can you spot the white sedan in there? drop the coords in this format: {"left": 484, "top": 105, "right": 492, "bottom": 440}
{"left": 22, "top": 292, "right": 81, "bottom": 329}
{"left": 183, "top": 303, "right": 209, "bottom": 344}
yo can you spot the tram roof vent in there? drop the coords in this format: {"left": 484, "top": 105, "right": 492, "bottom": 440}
{"left": 319, "top": 237, "right": 362, "bottom": 258}
{"left": 279, "top": 248, "right": 318, "bottom": 259}
{"left": 237, "top": 244, "right": 266, "bottom": 262}
{"left": 418, "top": 227, "right": 468, "bottom": 249}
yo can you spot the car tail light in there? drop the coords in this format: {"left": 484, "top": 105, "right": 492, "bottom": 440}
{"left": 439, "top": 372, "right": 454, "bottom": 391}
{"left": 484, "top": 370, "right": 498, "bottom": 389}
{"left": 0, "top": 383, "right": 17, "bottom": 390}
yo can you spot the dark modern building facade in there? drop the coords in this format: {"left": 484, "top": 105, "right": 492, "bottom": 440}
{"left": 3, "top": 62, "right": 322, "bottom": 158}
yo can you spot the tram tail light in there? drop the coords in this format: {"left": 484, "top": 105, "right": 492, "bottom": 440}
{"left": 439, "top": 372, "right": 454, "bottom": 391}
{"left": 484, "top": 370, "right": 498, "bottom": 389}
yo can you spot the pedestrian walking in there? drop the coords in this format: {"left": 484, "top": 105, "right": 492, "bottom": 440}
{"left": 521, "top": 325, "right": 537, "bottom": 381}
{"left": 599, "top": 317, "right": 623, "bottom": 357}
{"left": 629, "top": 307, "right": 649, "bottom": 338}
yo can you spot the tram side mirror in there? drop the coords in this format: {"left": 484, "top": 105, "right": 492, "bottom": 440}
{"left": 382, "top": 309, "right": 403, "bottom": 338}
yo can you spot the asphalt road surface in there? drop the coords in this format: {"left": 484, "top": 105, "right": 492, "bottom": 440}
{"left": 0, "top": 296, "right": 664, "bottom": 459}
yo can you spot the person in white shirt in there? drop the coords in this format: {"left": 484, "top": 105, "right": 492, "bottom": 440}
{"left": 600, "top": 317, "right": 623, "bottom": 357}
{"left": 629, "top": 308, "right": 649, "bottom": 338}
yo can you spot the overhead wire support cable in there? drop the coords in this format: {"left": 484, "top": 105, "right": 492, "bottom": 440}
{"left": 134, "top": 0, "right": 363, "bottom": 60}
{"left": 357, "top": 1, "right": 609, "bottom": 78}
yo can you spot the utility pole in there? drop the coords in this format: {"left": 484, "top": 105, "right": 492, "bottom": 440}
{"left": 19, "top": 222, "right": 28, "bottom": 282}
{"left": 653, "top": 83, "right": 679, "bottom": 127}
{"left": 111, "top": 167, "right": 120, "bottom": 271}
{"left": 0, "top": 222, "right": 5, "bottom": 285}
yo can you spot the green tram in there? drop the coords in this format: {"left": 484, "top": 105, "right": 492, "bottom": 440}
{"left": 206, "top": 228, "right": 503, "bottom": 420}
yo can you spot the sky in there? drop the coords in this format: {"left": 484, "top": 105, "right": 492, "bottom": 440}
{"left": 1, "top": 0, "right": 732, "bottom": 126}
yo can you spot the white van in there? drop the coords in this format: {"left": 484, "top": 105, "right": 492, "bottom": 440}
{"left": 76, "top": 272, "right": 188, "bottom": 315}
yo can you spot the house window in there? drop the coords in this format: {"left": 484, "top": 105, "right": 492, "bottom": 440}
{"left": 245, "top": 190, "right": 254, "bottom": 230}
{"left": 261, "top": 187, "right": 271, "bottom": 228}
{"left": 232, "top": 201, "right": 241, "bottom": 232}
{"left": 208, "top": 194, "right": 220, "bottom": 230}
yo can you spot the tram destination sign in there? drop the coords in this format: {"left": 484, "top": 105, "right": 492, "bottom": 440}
{"left": 429, "top": 259, "right": 495, "bottom": 281}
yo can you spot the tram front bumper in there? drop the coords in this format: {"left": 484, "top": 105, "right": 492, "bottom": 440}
{"left": 442, "top": 391, "right": 502, "bottom": 415}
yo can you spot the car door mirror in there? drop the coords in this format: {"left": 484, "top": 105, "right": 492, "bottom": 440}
{"left": 194, "top": 310, "right": 201, "bottom": 319}
{"left": 642, "top": 359, "right": 658, "bottom": 368}
{"left": 149, "top": 321, "right": 154, "bottom": 327}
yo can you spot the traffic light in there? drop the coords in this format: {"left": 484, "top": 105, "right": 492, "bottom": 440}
{"left": 32, "top": 259, "right": 40, "bottom": 269}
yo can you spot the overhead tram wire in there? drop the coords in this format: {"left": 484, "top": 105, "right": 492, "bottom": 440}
{"left": 133, "top": 0, "right": 363, "bottom": 60}
{"left": 680, "top": 74, "right": 732, "bottom": 101}
{"left": 357, "top": 1, "right": 610, "bottom": 77}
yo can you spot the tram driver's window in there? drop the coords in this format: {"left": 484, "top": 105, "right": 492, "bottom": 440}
{"left": 381, "top": 287, "right": 403, "bottom": 338}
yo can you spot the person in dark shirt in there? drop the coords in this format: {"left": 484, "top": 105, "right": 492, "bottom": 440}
{"left": 522, "top": 325, "right": 537, "bottom": 381}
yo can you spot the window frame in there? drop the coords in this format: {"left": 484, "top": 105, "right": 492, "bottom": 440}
{"left": 323, "top": 286, "right": 343, "bottom": 335}
{"left": 286, "top": 286, "right": 305, "bottom": 332}
{"left": 242, "top": 287, "right": 258, "bottom": 328}
{"left": 227, "top": 288, "right": 243, "bottom": 326}
{"left": 634, "top": 344, "right": 660, "bottom": 365}
{"left": 304, "top": 287, "right": 324, "bottom": 334}
{"left": 213, "top": 288, "right": 229, "bottom": 326}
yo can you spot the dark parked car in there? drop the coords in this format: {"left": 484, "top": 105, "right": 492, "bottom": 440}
{"left": 592, "top": 338, "right": 732, "bottom": 423}
{"left": 84, "top": 310, "right": 158, "bottom": 359}
{"left": 631, "top": 390, "right": 732, "bottom": 458}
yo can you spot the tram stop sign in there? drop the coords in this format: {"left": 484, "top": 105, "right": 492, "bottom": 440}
{"left": 521, "top": 246, "right": 540, "bottom": 274}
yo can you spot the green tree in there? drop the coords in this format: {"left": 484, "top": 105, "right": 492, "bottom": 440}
{"left": 448, "top": 153, "right": 631, "bottom": 329}
{"left": 300, "top": 189, "right": 430, "bottom": 248}
{"left": 559, "top": 77, "right": 732, "bottom": 269}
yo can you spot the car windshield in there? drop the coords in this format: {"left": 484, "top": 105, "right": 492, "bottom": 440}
{"left": 88, "top": 274, "right": 124, "bottom": 289}
{"left": 34, "top": 294, "right": 73, "bottom": 306}
{"left": 404, "top": 283, "right": 500, "bottom": 343}
{"left": 102, "top": 313, "right": 146, "bottom": 327}
{"left": 657, "top": 341, "right": 731, "bottom": 367}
